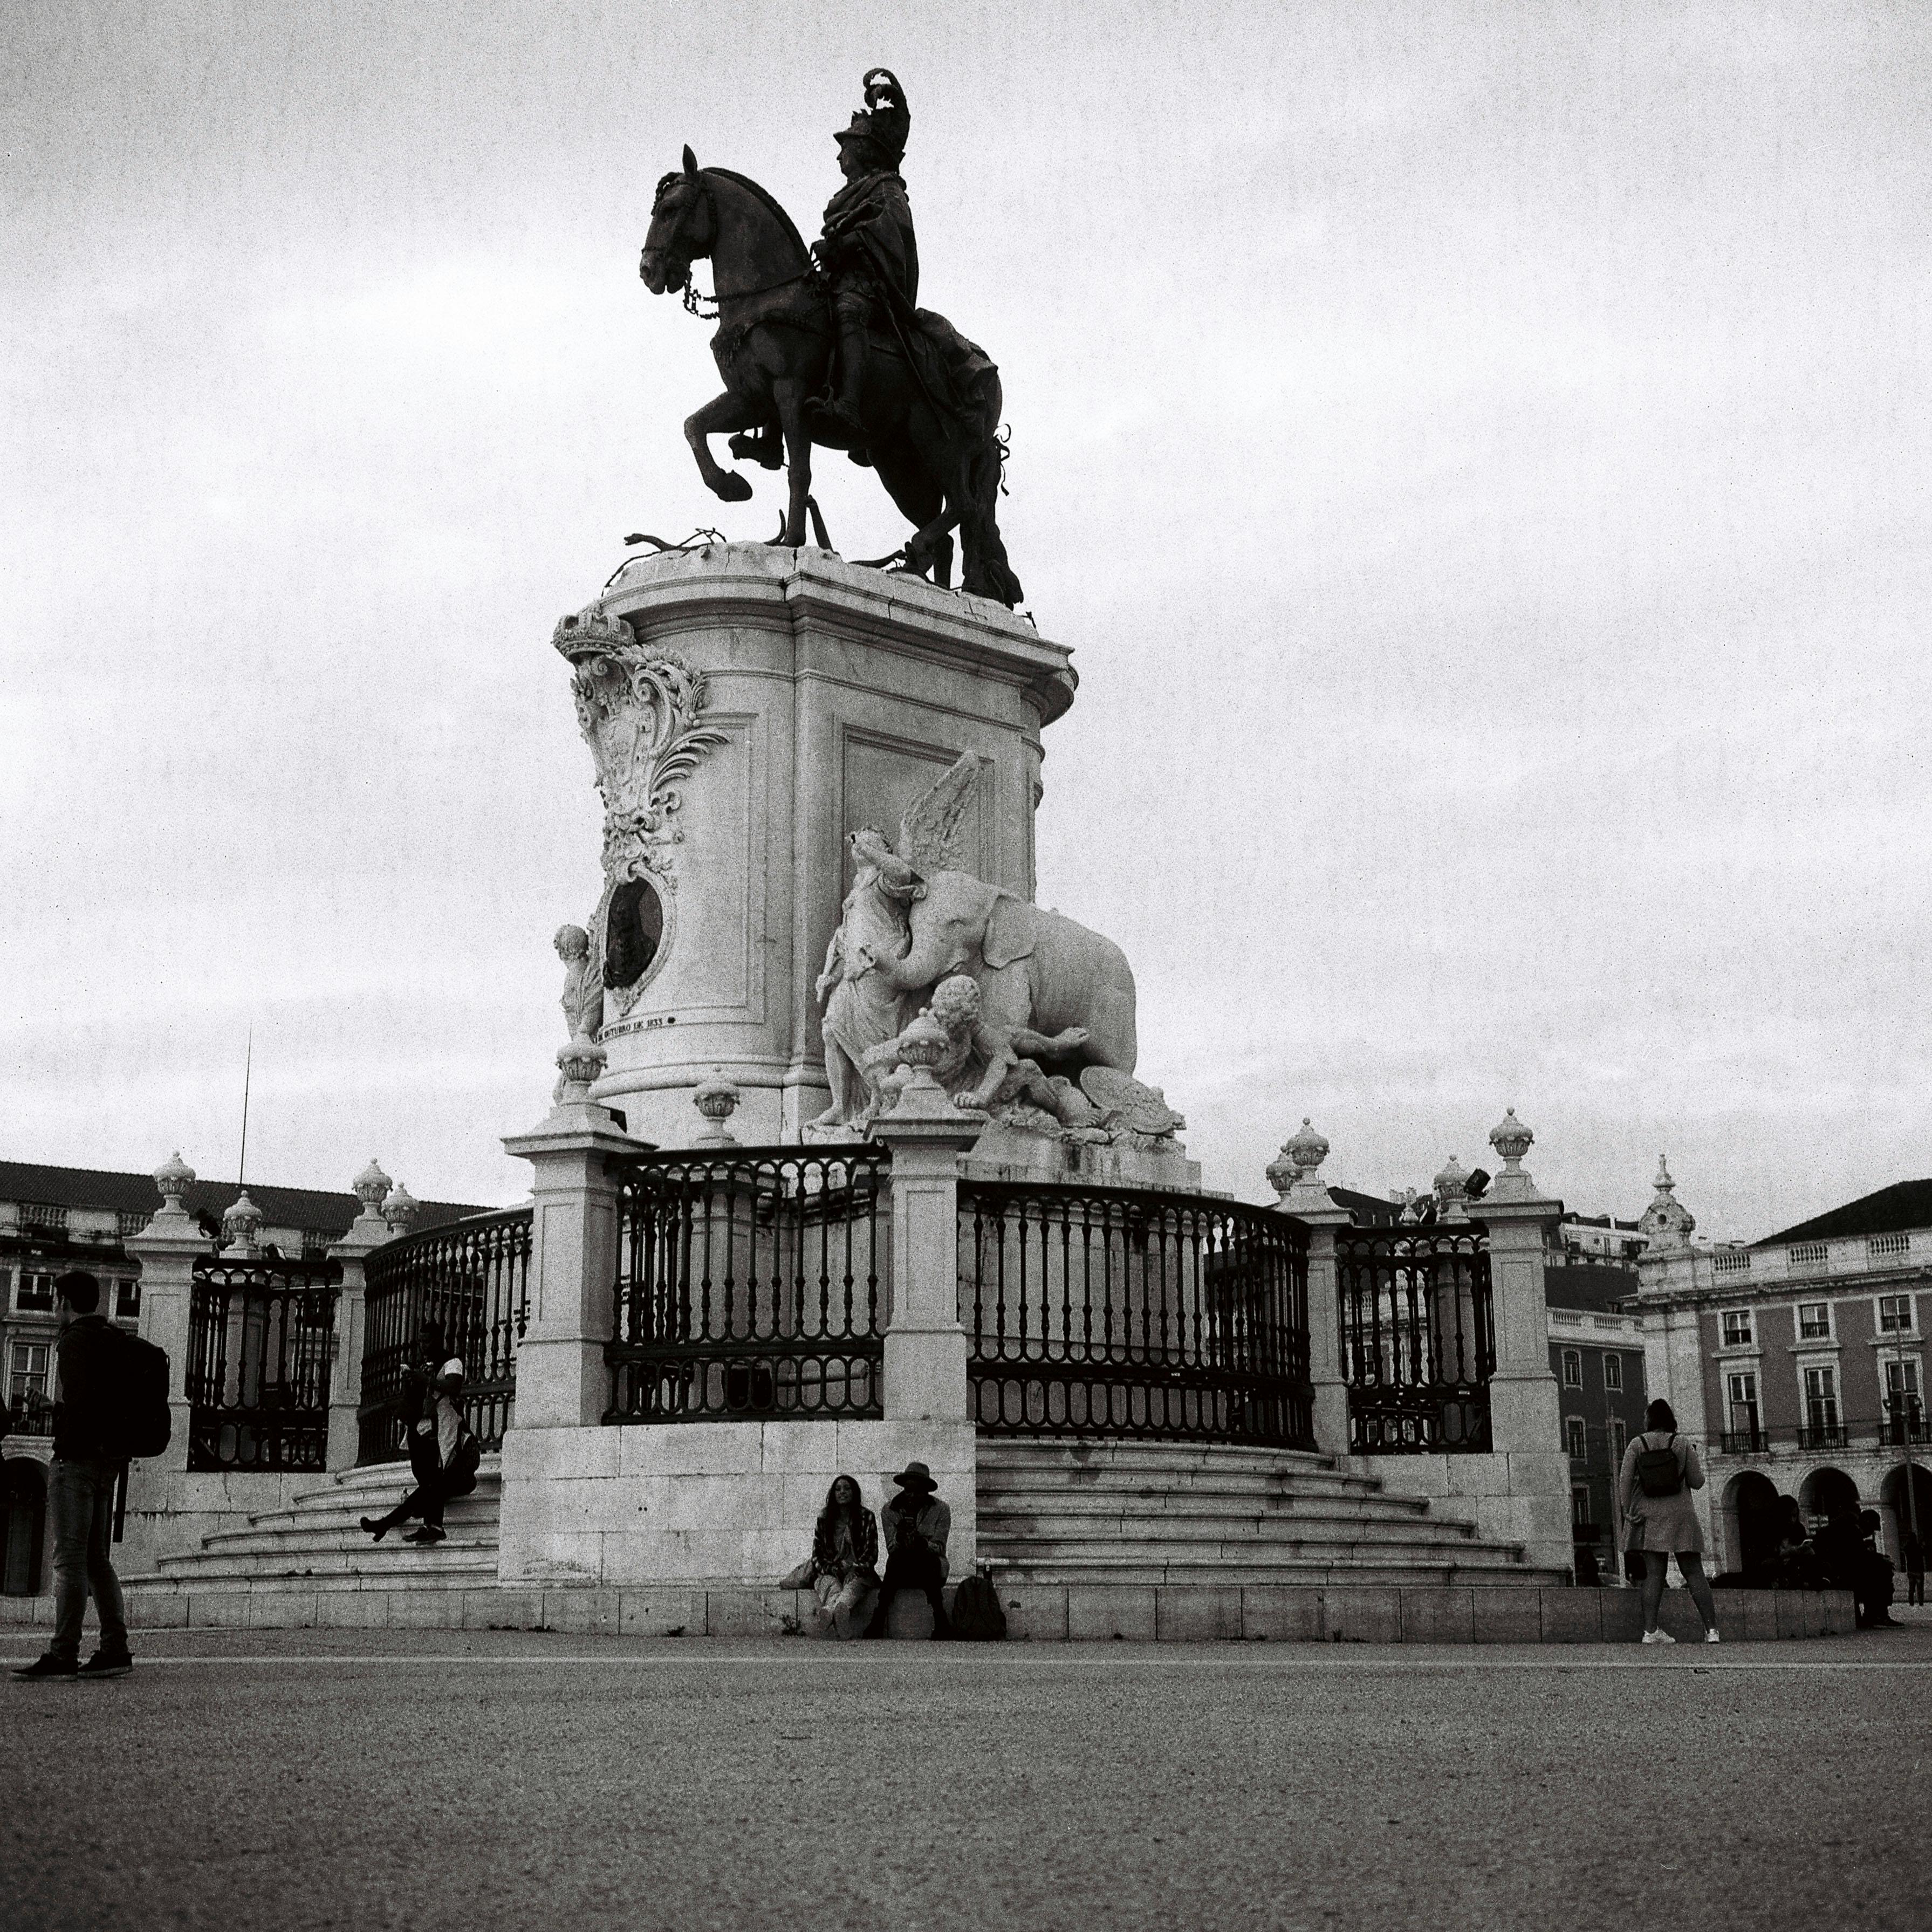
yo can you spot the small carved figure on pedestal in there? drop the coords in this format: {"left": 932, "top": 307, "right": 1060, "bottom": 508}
{"left": 553, "top": 924, "right": 605, "bottom": 1042}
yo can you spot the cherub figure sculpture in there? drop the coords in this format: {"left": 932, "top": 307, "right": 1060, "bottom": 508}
{"left": 864, "top": 974, "right": 1089, "bottom": 1125}
{"left": 810, "top": 751, "right": 988, "bottom": 1132}
{"left": 553, "top": 924, "right": 604, "bottom": 1040}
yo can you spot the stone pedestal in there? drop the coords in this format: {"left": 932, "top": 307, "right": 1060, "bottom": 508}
{"left": 561, "top": 545, "right": 1075, "bottom": 1146}
{"left": 325, "top": 1202, "right": 392, "bottom": 1471}
{"left": 501, "top": 1097, "right": 637, "bottom": 1430}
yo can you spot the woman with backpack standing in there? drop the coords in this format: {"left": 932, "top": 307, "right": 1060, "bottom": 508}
{"left": 1618, "top": 1397, "right": 1721, "bottom": 1645}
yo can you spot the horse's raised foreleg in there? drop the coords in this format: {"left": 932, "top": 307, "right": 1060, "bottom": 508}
{"left": 769, "top": 377, "right": 812, "bottom": 546}
{"left": 684, "top": 391, "right": 766, "bottom": 504}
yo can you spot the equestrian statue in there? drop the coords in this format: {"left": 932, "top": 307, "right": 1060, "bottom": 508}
{"left": 638, "top": 70, "right": 1023, "bottom": 607}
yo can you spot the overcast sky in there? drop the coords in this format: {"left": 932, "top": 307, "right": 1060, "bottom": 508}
{"left": 5, "top": 2, "right": 1929, "bottom": 1237}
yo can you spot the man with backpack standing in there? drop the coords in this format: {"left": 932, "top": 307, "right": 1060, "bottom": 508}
{"left": 13, "top": 1271, "right": 133, "bottom": 1681}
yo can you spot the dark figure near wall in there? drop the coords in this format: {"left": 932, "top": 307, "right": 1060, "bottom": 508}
{"left": 865, "top": 1461, "right": 953, "bottom": 1639}
{"left": 1904, "top": 1529, "right": 1926, "bottom": 1607}
{"left": 1815, "top": 1508, "right": 1899, "bottom": 1628}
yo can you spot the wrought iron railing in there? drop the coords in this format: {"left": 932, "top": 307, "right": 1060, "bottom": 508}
{"left": 1335, "top": 1223, "right": 1495, "bottom": 1452}
{"left": 5, "top": 1391, "right": 56, "bottom": 1437}
{"left": 1714, "top": 1417, "right": 1927, "bottom": 1455}
{"left": 187, "top": 1255, "right": 342, "bottom": 1471}
{"left": 359, "top": 1208, "right": 532, "bottom": 1464}
{"left": 958, "top": 1181, "right": 1312, "bottom": 1448}
{"left": 606, "top": 1146, "right": 891, "bottom": 1424}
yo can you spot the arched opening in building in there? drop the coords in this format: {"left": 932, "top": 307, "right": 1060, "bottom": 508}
{"left": 1800, "top": 1465, "right": 1859, "bottom": 1526}
{"left": 2, "top": 1458, "right": 47, "bottom": 1597}
{"left": 1722, "top": 1469, "right": 1783, "bottom": 1580}
{"left": 1880, "top": 1464, "right": 1932, "bottom": 1568}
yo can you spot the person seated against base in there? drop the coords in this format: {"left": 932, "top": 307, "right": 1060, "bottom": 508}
{"left": 865, "top": 1461, "right": 953, "bottom": 1639}
{"left": 798, "top": 1475, "right": 881, "bottom": 1640}
{"left": 1814, "top": 1503, "right": 1898, "bottom": 1627}
{"left": 362, "top": 1360, "right": 478, "bottom": 1545}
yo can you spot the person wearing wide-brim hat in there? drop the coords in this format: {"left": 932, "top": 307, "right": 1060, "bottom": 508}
{"left": 864, "top": 1460, "right": 953, "bottom": 1639}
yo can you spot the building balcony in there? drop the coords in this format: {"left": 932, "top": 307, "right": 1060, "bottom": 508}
{"left": 1707, "top": 1419, "right": 1922, "bottom": 1457}
{"left": 5, "top": 1391, "right": 56, "bottom": 1437}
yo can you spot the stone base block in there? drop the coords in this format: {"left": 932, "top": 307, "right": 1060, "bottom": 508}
{"left": 80, "top": 1580, "right": 1861, "bottom": 1642}
{"left": 499, "top": 1417, "right": 976, "bottom": 1586}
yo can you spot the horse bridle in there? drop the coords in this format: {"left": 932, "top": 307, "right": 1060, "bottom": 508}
{"left": 651, "top": 171, "right": 819, "bottom": 316}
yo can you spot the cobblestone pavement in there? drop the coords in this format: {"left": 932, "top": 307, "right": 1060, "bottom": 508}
{"left": 5, "top": 1626, "right": 1929, "bottom": 1932}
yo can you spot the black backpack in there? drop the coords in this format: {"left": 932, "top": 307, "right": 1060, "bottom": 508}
{"left": 1634, "top": 1431, "right": 1683, "bottom": 1499}
{"left": 950, "top": 1569, "right": 1008, "bottom": 1641}
{"left": 104, "top": 1328, "right": 172, "bottom": 1461}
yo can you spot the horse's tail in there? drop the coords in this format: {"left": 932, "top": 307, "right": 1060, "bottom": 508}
{"left": 958, "top": 430, "right": 1023, "bottom": 607}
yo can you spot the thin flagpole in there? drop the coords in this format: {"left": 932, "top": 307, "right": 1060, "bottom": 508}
{"left": 237, "top": 1028, "right": 254, "bottom": 1190}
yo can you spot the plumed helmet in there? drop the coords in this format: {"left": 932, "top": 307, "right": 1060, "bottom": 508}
{"left": 835, "top": 67, "right": 909, "bottom": 167}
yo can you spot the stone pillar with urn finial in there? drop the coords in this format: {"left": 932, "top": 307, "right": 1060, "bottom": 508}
{"left": 125, "top": 1152, "right": 209, "bottom": 1483}
{"left": 325, "top": 1159, "right": 396, "bottom": 1470}
{"left": 1267, "top": 1118, "right": 1354, "bottom": 1456}
{"left": 501, "top": 1030, "right": 639, "bottom": 1434}
{"left": 1466, "top": 1109, "right": 1570, "bottom": 1573}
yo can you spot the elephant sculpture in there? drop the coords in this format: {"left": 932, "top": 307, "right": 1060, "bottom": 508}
{"left": 876, "top": 869, "right": 1139, "bottom": 1077}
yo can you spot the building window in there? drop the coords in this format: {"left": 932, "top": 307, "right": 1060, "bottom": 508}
{"left": 14, "top": 1272, "right": 55, "bottom": 1313}
{"left": 1604, "top": 1353, "right": 1623, "bottom": 1392}
{"left": 1610, "top": 1419, "right": 1627, "bottom": 1466}
{"left": 1886, "top": 1358, "right": 1922, "bottom": 1428}
{"left": 1879, "top": 1294, "right": 1915, "bottom": 1333}
{"left": 114, "top": 1279, "right": 141, "bottom": 1319}
{"left": 1797, "top": 1302, "right": 1832, "bottom": 1340}
{"left": 1561, "top": 1349, "right": 1582, "bottom": 1388}
{"left": 1804, "top": 1364, "right": 1840, "bottom": 1435}
{"left": 1572, "top": 1485, "right": 1592, "bottom": 1526}
{"left": 1721, "top": 1308, "right": 1753, "bottom": 1347}
{"left": 1868, "top": 1232, "right": 1910, "bottom": 1259}
{"left": 9, "top": 1341, "right": 51, "bottom": 1403}
{"left": 1565, "top": 1416, "right": 1588, "bottom": 1460}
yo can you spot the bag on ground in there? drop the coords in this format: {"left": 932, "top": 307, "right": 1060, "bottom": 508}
{"left": 949, "top": 1570, "right": 1008, "bottom": 1641}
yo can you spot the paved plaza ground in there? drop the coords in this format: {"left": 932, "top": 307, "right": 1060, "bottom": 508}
{"left": 5, "top": 1622, "right": 1930, "bottom": 1931}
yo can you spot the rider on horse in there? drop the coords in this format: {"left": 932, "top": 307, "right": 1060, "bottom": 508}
{"left": 809, "top": 68, "right": 916, "bottom": 462}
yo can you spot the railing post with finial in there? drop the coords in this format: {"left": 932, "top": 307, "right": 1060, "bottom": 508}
{"left": 120, "top": 1152, "right": 212, "bottom": 1573}
{"left": 1476, "top": 1107, "right": 1571, "bottom": 1574}
{"left": 325, "top": 1159, "right": 394, "bottom": 1470}
{"left": 1268, "top": 1119, "right": 1354, "bottom": 1455}
{"left": 501, "top": 1039, "right": 639, "bottom": 1433}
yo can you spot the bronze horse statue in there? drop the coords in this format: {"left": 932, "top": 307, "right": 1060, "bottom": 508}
{"left": 639, "top": 149, "right": 1022, "bottom": 606}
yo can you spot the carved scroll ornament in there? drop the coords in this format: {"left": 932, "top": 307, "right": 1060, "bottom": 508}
{"left": 553, "top": 606, "right": 727, "bottom": 892}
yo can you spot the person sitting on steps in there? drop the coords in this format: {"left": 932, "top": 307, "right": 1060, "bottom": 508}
{"left": 865, "top": 1461, "right": 953, "bottom": 1640}
{"left": 362, "top": 1360, "right": 478, "bottom": 1546}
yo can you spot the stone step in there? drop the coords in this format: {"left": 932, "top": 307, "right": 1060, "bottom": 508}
{"left": 977, "top": 1516, "right": 1470, "bottom": 1552}
{"left": 976, "top": 1486, "right": 1442, "bottom": 1525}
{"left": 284, "top": 1457, "right": 504, "bottom": 1508}
{"left": 976, "top": 1439, "right": 1339, "bottom": 1470}
{"left": 984, "top": 1530, "right": 1511, "bottom": 1565}
{"left": 984, "top": 1557, "right": 1567, "bottom": 1588}
{"left": 237, "top": 1492, "right": 502, "bottom": 1537}
{"left": 190, "top": 1524, "right": 501, "bottom": 1559}
{"left": 143, "top": 1547, "right": 498, "bottom": 1586}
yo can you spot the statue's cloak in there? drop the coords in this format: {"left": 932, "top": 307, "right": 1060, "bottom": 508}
{"left": 821, "top": 170, "right": 919, "bottom": 309}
